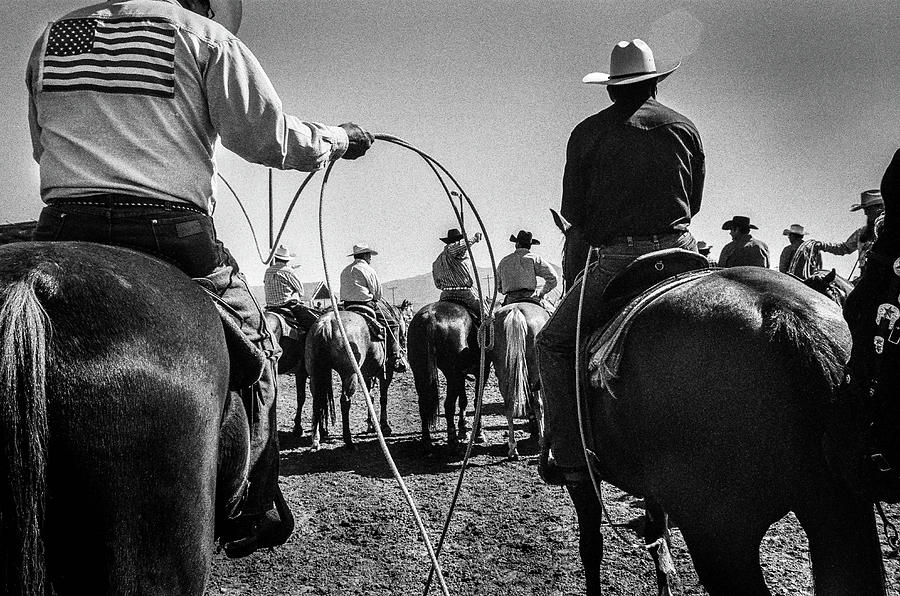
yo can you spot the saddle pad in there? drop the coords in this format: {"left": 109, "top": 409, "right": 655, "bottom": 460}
{"left": 266, "top": 310, "right": 300, "bottom": 341}
{"left": 585, "top": 269, "right": 716, "bottom": 392}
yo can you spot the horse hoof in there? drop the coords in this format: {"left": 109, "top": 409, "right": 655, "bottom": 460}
{"left": 310, "top": 442, "right": 320, "bottom": 452}
{"left": 457, "top": 428, "right": 468, "bottom": 441}
{"left": 474, "top": 432, "right": 486, "bottom": 444}
{"left": 292, "top": 426, "right": 304, "bottom": 437}
{"left": 366, "top": 424, "right": 377, "bottom": 434}
{"left": 381, "top": 425, "right": 393, "bottom": 437}
{"left": 509, "top": 451, "right": 520, "bottom": 461}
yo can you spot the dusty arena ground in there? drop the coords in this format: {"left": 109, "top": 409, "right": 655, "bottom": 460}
{"left": 208, "top": 372, "right": 900, "bottom": 595}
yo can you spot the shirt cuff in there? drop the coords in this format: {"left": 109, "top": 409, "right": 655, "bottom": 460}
{"left": 326, "top": 125, "right": 350, "bottom": 161}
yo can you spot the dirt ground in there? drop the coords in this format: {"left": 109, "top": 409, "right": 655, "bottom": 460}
{"left": 207, "top": 372, "right": 900, "bottom": 595}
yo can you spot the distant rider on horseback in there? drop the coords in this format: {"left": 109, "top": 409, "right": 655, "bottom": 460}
{"left": 340, "top": 244, "right": 407, "bottom": 372}
{"left": 27, "top": 0, "right": 374, "bottom": 557}
{"left": 537, "top": 39, "right": 704, "bottom": 484}
{"left": 432, "top": 227, "right": 483, "bottom": 323}
{"left": 496, "top": 230, "right": 557, "bottom": 306}
{"left": 263, "top": 244, "right": 320, "bottom": 332}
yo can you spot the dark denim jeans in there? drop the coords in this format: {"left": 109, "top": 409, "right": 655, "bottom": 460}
{"left": 34, "top": 202, "right": 280, "bottom": 514}
{"left": 536, "top": 231, "right": 697, "bottom": 470}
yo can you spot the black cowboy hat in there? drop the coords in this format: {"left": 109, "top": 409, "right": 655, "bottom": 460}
{"left": 721, "top": 215, "right": 758, "bottom": 231}
{"left": 440, "top": 228, "right": 465, "bottom": 244}
{"left": 510, "top": 230, "right": 540, "bottom": 246}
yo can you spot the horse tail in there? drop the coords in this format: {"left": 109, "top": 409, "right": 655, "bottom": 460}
{"left": 409, "top": 314, "right": 440, "bottom": 430}
{"left": 502, "top": 308, "right": 529, "bottom": 418}
{"left": 761, "top": 295, "right": 849, "bottom": 404}
{"left": 0, "top": 270, "right": 51, "bottom": 595}
{"left": 308, "top": 323, "right": 335, "bottom": 431}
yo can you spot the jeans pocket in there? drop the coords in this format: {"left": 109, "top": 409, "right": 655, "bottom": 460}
{"left": 34, "top": 207, "right": 68, "bottom": 241}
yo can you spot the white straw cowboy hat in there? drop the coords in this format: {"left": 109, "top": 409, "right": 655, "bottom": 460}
{"left": 850, "top": 189, "right": 884, "bottom": 212}
{"left": 209, "top": 0, "right": 242, "bottom": 34}
{"left": 583, "top": 39, "right": 680, "bottom": 86}
{"left": 782, "top": 224, "right": 807, "bottom": 236}
{"left": 272, "top": 244, "right": 296, "bottom": 261}
{"left": 348, "top": 243, "right": 378, "bottom": 257}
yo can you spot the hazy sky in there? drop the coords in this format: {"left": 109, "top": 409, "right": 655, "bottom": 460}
{"left": 2, "top": 1, "right": 898, "bottom": 287}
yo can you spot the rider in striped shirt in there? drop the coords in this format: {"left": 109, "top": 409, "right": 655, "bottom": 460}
{"left": 432, "top": 227, "right": 482, "bottom": 319}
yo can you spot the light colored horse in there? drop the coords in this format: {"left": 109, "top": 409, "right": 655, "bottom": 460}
{"left": 489, "top": 301, "right": 550, "bottom": 459}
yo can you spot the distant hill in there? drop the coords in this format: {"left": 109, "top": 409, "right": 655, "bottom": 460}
{"left": 251, "top": 263, "right": 563, "bottom": 310}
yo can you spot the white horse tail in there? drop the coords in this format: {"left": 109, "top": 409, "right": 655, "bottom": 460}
{"left": 502, "top": 308, "right": 529, "bottom": 418}
{"left": 0, "top": 269, "right": 51, "bottom": 595}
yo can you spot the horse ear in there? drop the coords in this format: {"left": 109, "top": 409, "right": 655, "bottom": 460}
{"left": 825, "top": 269, "right": 837, "bottom": 284}
{"left": 550, "top": 208, "right": 571, "bottom": 234}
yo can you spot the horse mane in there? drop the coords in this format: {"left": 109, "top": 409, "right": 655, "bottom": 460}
{"left": 759, "top": 292, "right": 850, "bottom": 406}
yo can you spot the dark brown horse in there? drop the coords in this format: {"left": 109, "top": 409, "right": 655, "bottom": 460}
{"left": 407, "top": 301, "right": 489, "bottom": 452}
{"left": 304, "top": 305, "right": 407, "bottom": 450}
{"left": 264, "top": 310, "right": 310, "bottom": 436}
{"left": 803, "top": 268, "right": 854, "bottom": 307}
{"left": 488, "top": 301, "right": 549, "bottom": 459}
{"left": 555, "top": 265, "right": 888, "bottom": 595}
{"left": 0, "top": 242, "right": 252, "bottom": 595}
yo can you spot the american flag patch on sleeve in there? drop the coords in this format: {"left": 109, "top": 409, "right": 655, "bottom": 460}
{"left": 42, "top": 17, "right": 176, "bottom": 98}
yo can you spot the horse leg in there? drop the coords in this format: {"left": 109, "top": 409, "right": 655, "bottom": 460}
{"left": 678, "top": 520, "right": 770, "bottom": 596}
{"left": 445, "top": 375, "right": 460, "bottom": 447}
{"left": 379, "top": 372, "right": 392, "bottom": 437}
{"left": 566, "top": 481, "right": 604, "bottom": 596}
{"left": 340, "top": 376, "right": 355, "bottom": 449}
{"left": 293, "top": 370, "right": 307, "bottom": 437}
{"left": 365, "top": 376, "right": 377, "bottom": 434}
{"left": 644, "top": 498, "right": 675, "bottom": 596}
{"left": 794, "top": 480, "right": 886, "bottom": 595}
{"left": 506, "top": 401, "right": 518, "bottom": 460}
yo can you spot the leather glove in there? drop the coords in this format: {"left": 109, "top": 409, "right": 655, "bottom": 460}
{"left": 339, "top": 122, "right": 375, "bottom": 160}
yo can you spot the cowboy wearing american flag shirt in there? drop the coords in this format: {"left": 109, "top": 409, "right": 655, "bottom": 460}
{"left": 26, "top": 0, "right": 376, "bottom": 558}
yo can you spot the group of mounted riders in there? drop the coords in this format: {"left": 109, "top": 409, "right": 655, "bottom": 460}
{"left": 12, "top": 0, "right": 900, "bottom": 593}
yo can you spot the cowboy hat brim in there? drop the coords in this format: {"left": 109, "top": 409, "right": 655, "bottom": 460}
{"left": 722, "top": 221, "right": 759, "bottom": 230}
{"left": 583, "top": 60, "right": 680, "bottom": 86}
{"left": 348, "top": 250, "right": 379, "bottom": 257}
{"left": 850, "top": 203, "right": 883, "bottom": 212}
{"left": 782, "top": 229, "right": 806, "bottom": 236}
{"left": 509, "top": 234, "right": 541, "bottom": 245}
{"left": 441, "top": 235, "right": 465, "bottom": 244}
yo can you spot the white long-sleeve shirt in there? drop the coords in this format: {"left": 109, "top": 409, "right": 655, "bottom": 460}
{"left": 27, "top": 0, "right": 349, "bottom": 213}
{"left": 340, "top": 259, "right": 381, "bottom": 302}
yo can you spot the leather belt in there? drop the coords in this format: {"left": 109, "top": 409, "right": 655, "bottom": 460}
{"left": 48, "top": 194, "right": 208, "bottom": 216}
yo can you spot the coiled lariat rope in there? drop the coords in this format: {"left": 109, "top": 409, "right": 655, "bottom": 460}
{"left": 224, "top": 133, "right": 500, "bottom": 596}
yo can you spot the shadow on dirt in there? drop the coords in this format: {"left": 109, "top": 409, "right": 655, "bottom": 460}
{"left": 279, "top": 429, "right": 540, "bottom": 479}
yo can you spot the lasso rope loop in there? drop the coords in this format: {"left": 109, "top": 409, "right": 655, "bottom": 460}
{"left": 220, "top": 134, "right": 502, "bottom": 595}
{"left": 317, "top": 160, "right": 450, "bottom": 596}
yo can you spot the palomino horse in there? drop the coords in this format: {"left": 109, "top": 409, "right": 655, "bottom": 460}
{"left": 557, "top": 266, "right": 888, "bottom": 595}
{"left": 304, "top": 304, "right": 407, "bottom": 449}
{"left": 0, "top": 242, "right": 253, "bottom": 595}
{"left": 488, "top": 301, "right": 549, "bottom": 459}
{"left": 407, "top": 300, "right": 489, "bottom": 452}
